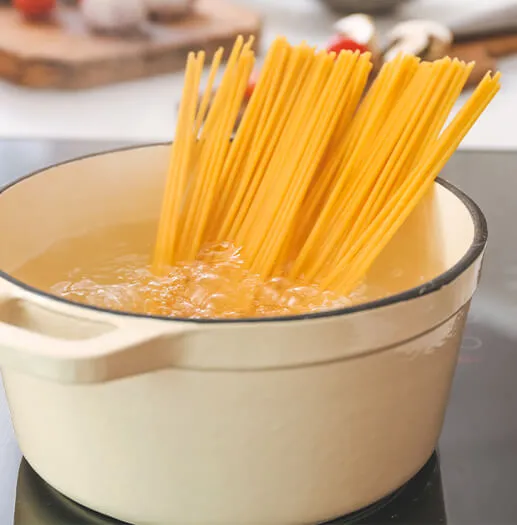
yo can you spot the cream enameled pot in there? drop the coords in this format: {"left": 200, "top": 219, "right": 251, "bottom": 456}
{"left": 0, "top": 145, "right": 486, "bottom": 525}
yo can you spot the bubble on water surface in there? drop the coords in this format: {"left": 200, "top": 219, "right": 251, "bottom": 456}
{"left": 51, "top": 242, "right": 360, "bottom": 319}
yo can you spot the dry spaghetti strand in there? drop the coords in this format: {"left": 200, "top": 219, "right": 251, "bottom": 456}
{"left": 252, "top": 51, "right": 371, "bottom": 277}
{"left": 289, "top": 53, "right": 421, "bottom": 279}
{"left": 152, "top": 36, "right": 500, "bottom": 310}
{"left": 323, "top": 58, "right": 463, "bottom": 272}
{"left": 325, "top": 72, "right": 501, "bottom": 293}
{"left": 152, "top": 51, "right": 204, "bottom": 274}
{"left": 177, "top": 39, "right": 255, "bottom": 261}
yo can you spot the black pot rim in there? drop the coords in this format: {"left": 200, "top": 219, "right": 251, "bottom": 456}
{"left": 0, "top": 142, "right": 488, "bottom": 325}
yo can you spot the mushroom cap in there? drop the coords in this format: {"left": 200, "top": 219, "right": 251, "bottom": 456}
{"left": 387, "top": 19, "right": 453, "bottom": 46}
{"left": 384, "top": 19, "right": 453, "bottom": 62}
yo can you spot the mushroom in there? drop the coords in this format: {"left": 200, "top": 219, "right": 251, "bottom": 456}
{"left": 145, "top": 0, "right": 194, "bottom": 22}
{"left": 384, "top": 20, "right": 453, "bottom": 62}
{"left": 333, "top": 14, "right": 380, "bottom": 55}
{"left": 81, "top": 0, "right": 146, "bottom": 35}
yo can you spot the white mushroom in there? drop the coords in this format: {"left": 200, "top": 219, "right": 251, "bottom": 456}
{"left": 145, "top": 0, "right": 194, "bottom": 21}
{"left": 384, "top": 20, "right": 453, "bottom": 62}
{"left": 81, "top": 0, "right": 146, "bottom": 34}
{"left": 333, "top": 14, "right": 379, "bottom": 52}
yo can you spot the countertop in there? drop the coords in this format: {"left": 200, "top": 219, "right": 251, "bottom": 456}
{"left": 0, "top": 0, "right": 514, "bottom": 149}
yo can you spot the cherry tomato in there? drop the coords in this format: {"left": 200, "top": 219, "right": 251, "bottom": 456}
{"left": 13, "top": 0, "right": 56, "bottom": 19}
{"left": 245, "top": 80, "right": 256, "bottom": 99}
{"left": 326, "top": 36, "right": 369, "bottom": 55}
{"left": 245, "top": 70, "right": 259, "bottom": 99}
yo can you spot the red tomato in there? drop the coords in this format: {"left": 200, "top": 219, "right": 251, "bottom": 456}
{"left": 13, "top": 0, "right": 56, "bottom": 19}
{"left": 245, "top": 70, "right": 259, "bottom": 99}
{"left": 245, "top": 81, "right": 256, "bottom": 99}
{"left": 326, "top": 36, "right": 369, "bottom": 55}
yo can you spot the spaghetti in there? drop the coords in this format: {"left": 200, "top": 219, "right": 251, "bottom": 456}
{"left": 153, "top": 36, "right": 500, "bottom": 298}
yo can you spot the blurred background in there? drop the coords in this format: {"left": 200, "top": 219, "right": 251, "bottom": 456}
{"left": 0, "top": 0, "right": 514, "bottom": 149}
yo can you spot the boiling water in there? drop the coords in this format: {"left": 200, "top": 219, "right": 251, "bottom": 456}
{"left": 12, "top": 223, "right": 433, "bottom": 319}
{"left": 11, "top": 224, "right": 360, "bottom": 319}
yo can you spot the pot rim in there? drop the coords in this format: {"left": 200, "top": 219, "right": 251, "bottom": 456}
{"left": 0, "top": 142, "right": 488, "bottom": 325}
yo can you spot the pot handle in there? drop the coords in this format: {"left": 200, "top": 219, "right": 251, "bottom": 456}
{"left": 0, "top": 291, "right": 196, "bottom": 384}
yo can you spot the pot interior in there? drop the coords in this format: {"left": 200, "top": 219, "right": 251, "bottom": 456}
{"left": 0, "top": 144, "right": 479, "bottom": 309}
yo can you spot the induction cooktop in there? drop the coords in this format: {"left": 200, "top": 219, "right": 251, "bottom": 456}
{"left": 1, "top": 141, "right": 517, "bottom": 525}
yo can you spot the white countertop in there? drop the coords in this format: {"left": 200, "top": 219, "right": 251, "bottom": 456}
{"left": 0, "top": 0, "right": 514, "bottom": 149}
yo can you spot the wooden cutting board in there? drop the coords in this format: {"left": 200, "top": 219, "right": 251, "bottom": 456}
{"left": 0, "top": 0, "right": 262, "bottom": 89}
{"left": 450, "top": 32, "right": 517, "bottom": 88}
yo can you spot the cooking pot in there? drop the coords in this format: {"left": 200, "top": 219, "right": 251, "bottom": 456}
{"left": 0, "top": 144, "right": 486, "bottom": 525}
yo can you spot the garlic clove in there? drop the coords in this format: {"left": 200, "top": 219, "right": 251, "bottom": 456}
{"left": 81, "top": 0, "right": 147, "bottom": 34}
{"left": 333, "top": 13, "right": 381, "bottom": 65}
{"left": 334, "top": 14, "right": 377, "bottom": 48}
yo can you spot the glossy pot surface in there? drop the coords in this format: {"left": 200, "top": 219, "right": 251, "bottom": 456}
{"left": 0, "top": 145, "right": 486, "bottom": 524}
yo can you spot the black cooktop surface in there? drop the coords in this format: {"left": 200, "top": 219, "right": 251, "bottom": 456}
{"left": 1, "top": 141, "right": 517, "bottom": 525}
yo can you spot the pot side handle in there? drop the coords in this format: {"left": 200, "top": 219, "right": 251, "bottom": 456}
{"left": 0, "top": 292, "right": 196, "bottom": 384}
